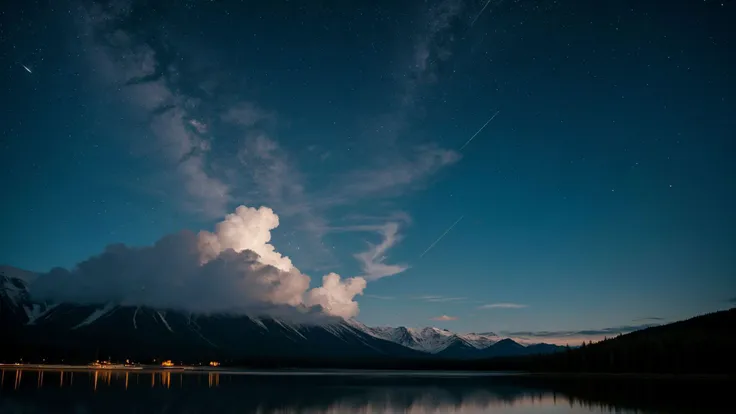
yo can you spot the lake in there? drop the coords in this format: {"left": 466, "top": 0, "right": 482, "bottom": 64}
{"left": 0, "top": 368, "right": 727, "bottom": 413}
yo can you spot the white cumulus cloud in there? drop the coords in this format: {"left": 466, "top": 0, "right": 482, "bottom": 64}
{"left": 198, "top": 205, "right": 293, "bottom": 271}
{"left": 305, "top": 273, "right": 367, "bottom": 319}
{"left": 31, "top": 205, "right": 365, "bottom": 321}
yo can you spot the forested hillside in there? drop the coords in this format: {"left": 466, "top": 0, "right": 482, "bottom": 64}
{"left": 485, "top": 308, "right": 736, "bottom": 374}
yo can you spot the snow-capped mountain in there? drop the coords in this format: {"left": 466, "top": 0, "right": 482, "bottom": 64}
{"left": 346, "top": 321, "right": 564, "bottom": 358}
{"left": 369, "top": 326, "right": 458, "bottom": 353}
{"left": 1, "top": 272, "right": 56, "bottom": 329}
{"left": 459, "top": 332, "right": 501, "bottom": 349}
{"left": 1, "top": 271, "right": 564, "bottom": 362}
{"left": 347, "top": 321, "right": 500, "bottom": 354}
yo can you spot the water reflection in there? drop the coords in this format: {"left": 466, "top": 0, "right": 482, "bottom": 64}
{"left": 2, "top": 368, "right": 223, "bottom": 393}
{"left": 0, "top": 368, "right": 724, "bottom": 413}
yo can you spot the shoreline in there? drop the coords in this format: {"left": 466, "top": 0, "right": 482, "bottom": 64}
{"left": 0, "top": 364, "right": 731, "bottom": 381}
{"left": 0, "top": 364, "right": 216, "bottom": 373}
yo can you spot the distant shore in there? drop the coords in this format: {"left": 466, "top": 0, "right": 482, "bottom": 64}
{"left": 0, "top": 363, "right": 220, "bottom": 373}
{"left": 523, "top": 372, "right": 733, "bottom": 381}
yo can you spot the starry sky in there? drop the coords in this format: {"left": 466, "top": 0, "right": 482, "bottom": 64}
{"left": 1, "top": 0, "right": 734, "bottom": 341}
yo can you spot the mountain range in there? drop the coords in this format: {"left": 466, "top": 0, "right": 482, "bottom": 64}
{"left": 1, "top": 272, "right": 564, "bottom": 363}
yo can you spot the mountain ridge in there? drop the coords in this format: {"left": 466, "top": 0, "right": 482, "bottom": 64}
{"left": 347, "top": 322, "right": 502, "bottom": 354}
{"left": 1, "top": 272, "right": 563, "bottom": 362}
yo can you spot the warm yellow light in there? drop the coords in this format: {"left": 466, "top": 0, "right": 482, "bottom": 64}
{"left": 209, "top": 361, "right": 220, "bottom": 367}
{"left": 161, "top": 360, "right": 174, "bottom": 367}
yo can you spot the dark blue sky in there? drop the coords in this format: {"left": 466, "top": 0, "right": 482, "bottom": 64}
{"left": 1, "top": 0, "right": 734, "bottom": 340}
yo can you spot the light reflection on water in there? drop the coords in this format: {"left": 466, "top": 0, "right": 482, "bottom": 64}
{"left": 0, "top": 368, "right": 722, "bottom": 413}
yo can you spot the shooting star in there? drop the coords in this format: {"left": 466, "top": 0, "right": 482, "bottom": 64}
{"left": 460, "top": 110, "right": 499, "bottom": 150}
{"left": 470, "top": 0, "right": 494, "bottom": 28}
{"left": 420, "top": 215, "right": 464, "bottom": 258}
{"left": 21, "top": 64, "right": 32, "bottom": 74}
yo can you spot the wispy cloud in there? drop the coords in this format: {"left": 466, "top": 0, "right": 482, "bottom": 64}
{"left": 415, "top": 295, "right": 466, "bottom": 303}
{"left": 79, "top": 1, "right": 230, "bottom": 218}
{"left": 353, "top": 222, "right": 409, "bottom": 281}
{"left": 505, "top": 324, "right": 660, "bottom": 337}
{"left": 632, "top": 317, "right": 665, "bottom": 322}
{"left": 237, "top": 134, "right": 310, "bottom": 216}
{"left": 431, "top": 315, "right": 458, "bottom": 321}
{"left": 214, "top": 0, "right": 464, "bottom": 250}
{"left": 728, "top": 297, "right": 736, "bottom": 304}
{"left": 327, "top": 0, "right": 464, "bottom": 205}
{"left": 502, "top": 323, "right": 661, "bottom": 346}
{"left": 364, "top": 294, "right": 395, "bottom": 300}
{"left": 330, "top": 145, "right": 461, "bottom": 203}
{"left": 336, "top": 211, "right": 413, "bottom": 227}
{"left": 218, "top": 2, "right": 467, "bottom": 223}
{"left": 478, "top": 303, "right": 528, "bottom": 309}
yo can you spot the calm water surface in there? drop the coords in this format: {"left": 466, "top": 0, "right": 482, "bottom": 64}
{"left": 0, "top": 368, "right": 727, "bottom": 413}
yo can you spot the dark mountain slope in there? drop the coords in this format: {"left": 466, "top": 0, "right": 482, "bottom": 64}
{"left": 480, "top": 338, "right": 527, "bottom": 357}
{"left": 434, "top": 338, "right": 479, "bottom": 358}
{"left": 3, "top": 304, "right": 427, "bottom": 363}
{"left": 1, "top": 272, "right": 427, "bottom": 364}
{"left": 435, "top": 338, "right": 565, "bottom": 359}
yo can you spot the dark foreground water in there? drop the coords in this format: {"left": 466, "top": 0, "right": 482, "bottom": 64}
{"left": 0, "top": 368, "right": 729, "bottom": 413}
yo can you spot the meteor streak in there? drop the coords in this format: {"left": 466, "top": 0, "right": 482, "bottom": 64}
{"left": 460, "top": 110, "right": 499, "bottom": 150}
{"left": 420, "top": 215, "right": 464, "bottom": 258}
{"left": 470, "top": 0, "right": 494, "bottom": 28}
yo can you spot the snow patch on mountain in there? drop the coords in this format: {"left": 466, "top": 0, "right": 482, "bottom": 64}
{"left": 133, "top": 307, "right": 140, "bottom": 329}
{"left": 409, "top": 327, "right": 463, "bottom": 353}
{"left": 273, "top": 318, "right": 308, "bottom": 340}
{"left": 459, "top": 332, "right": 499, "bottom": 349}
{"left": 156, "top": 311, "right": 174, "bottom": 332}
{"left": 72, "top": 303, "right": 116, "bottom": 329}
{"left": 23, "top": 303, "right": 57, "bottom": 325}
{"left": 322, "top": 323, "right": 353, "bottom": 343}
{"left": 248, "top": 316, "right": 269, "bottom": 330}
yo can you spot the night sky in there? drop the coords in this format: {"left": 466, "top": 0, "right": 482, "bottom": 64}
{"left": 1, "top": 0, "right": 734, "bottom": 342}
